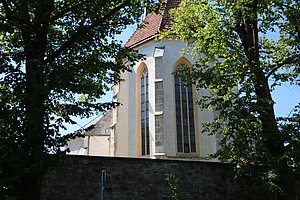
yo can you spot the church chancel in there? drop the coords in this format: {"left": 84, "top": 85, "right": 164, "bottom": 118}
{"left": 67, "top": 0, "right": 222, "bottom": 160}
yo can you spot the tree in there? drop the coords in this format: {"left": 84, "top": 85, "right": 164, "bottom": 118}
{"left": 0, "top": 0, "right": 157, "bottom": 199}
{"left": 162, "top": 0, "right": 299, "bottom": 197}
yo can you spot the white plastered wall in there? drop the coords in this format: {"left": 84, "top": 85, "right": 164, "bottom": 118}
{"left": 114, "top": 72, "right": 130, "bottom": 156}
{"left": 87, "top": 136, "right": 110, "bottom": 156}
{"left": 115, "top": 39, "right": 218, "bottom": 158}
{"left": 67, "top": 136, "right": 110, "bottom": 156}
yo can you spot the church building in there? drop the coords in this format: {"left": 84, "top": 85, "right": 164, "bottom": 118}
{"left": 67, "top": 0, "right": 222, "bottom": 161}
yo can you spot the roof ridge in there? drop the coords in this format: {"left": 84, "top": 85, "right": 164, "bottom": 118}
{"left": 124, "top": 0, "right": 182, "bottom": 48}
{"left": 157, "top": 0, "right": 169, "bottom": 34}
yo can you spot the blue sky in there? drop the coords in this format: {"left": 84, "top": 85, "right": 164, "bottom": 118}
{"left": 272, "top": 82, "right": 300, "bottom": 117}
{"left": 63, "top": 24, "right": 300, "bottom": 134}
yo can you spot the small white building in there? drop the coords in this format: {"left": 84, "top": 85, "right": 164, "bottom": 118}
{"left": 67, "top": 111, "right": 114, "bottom": 156}
{"left": 67, "top": 0, "right": 222, "bottom": 160}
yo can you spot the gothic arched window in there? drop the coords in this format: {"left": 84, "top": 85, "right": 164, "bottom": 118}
{"left": 140, "top": 67, "right": 150, "bottom": 155}
{"left": 174, "top": 63, "right": 196, "bottom": 153}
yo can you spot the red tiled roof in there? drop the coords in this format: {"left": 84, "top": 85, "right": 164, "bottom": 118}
{"left": 124, "top": 0, "right": 182, "bottom": 48}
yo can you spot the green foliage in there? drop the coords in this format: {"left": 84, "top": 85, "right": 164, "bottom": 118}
{"left": 164, "top": 174, "right": 184, "bottom": 200}
{"left": 278, "top": 104, "right": 300, "bottom": 168}
{"left": 0, "top": 0, "right": 158, "bottom": 199}
{"left": 162, "top": 0, "right": 299, "bottom": 196}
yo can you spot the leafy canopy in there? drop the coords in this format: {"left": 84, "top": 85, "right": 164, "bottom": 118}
{"left": 162, "top": 0, "right": 299, "bottom": 194}
{"left": 0, "top": 0, "right": 157, "bottom": 198}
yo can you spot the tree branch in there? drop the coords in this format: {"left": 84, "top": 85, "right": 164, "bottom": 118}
{"left": 266, "top": 55, "right": 299, "bottom": 79}
{"left": 259, "top": 50, "right": 274, "bottom": 55}
{"left": 266, "top": 64, "right": 283, "bottom": 79}
{"left": 44, "top": 0, "right": 130, "bottom": 64}
{"left": 18, "top": 0, "right": 33, "bottom": 53}
{"left": 49, "top": 1, "right": 88, "bottom": 23}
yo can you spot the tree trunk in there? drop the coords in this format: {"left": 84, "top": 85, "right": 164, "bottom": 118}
{"left": 235, "top": 0, "right": 288, "bottom": 195}
{"left": 20, "top": 60, "right": 47, "bottom": 200}
{"left": 17, "top": 1, "right": 53, "bottom": 199}
{"left": 235, "top": 1, "right": 284, "bottom": 157}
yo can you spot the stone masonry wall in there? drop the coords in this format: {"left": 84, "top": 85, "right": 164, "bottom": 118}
{"left": 41, "top": 156, "right": 275, "bottom": 200}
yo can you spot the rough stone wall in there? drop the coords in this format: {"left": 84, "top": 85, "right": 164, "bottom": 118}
{"left": 155, "top": 114, "right": 164, "bottom": 153}
{"left": 155, "top": 81, "right": 164, "bottom": 112}
{"left": 41, "top": 156, "right": 275, "bottom": 200}
{"left": 155, "top": 79, "right": 165, "bottom": 154}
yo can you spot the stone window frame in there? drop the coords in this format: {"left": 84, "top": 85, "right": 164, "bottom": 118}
{"left": 173, "top": 57, "right": 200, "bottom": 155}
{"left": 136, "top": 62, "right": 150, "bottom": 157}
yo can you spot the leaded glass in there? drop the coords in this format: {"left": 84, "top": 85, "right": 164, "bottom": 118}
{"left": 174, "top": 64, "right": 196, "bottom": 153}
{"left": 141, "top": 67, "right": 150, "bottom": 155}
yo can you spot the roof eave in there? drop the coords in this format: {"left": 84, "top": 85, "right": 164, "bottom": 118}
{"left": 126, "top": 35, "right": 157, "bottom": 49}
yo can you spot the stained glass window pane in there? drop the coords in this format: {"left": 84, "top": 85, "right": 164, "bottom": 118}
{"left": 143, "top": 68, "right": 147, "bottom": 74}
{"left": 188, "top": 85, "right": 196, "bottom": 152}
{"left": 141, "top": 110, "right": 145, "bottom": 120}
{"left": 174, "top": 75, "right": 183, "bottom": 152}
{"left": 181, "top": 86, "right": 189, "bottom": 153}
{"left": 141, "top": 67, "right": 149, "bottom": 156}
{"left": 146, "top": 127, "right": 150, "bottom": 155}
{"left": 141, "top": 124, "right": 145, "bottom": 155}
{"left": 175, "top": 64, "right": 196, "bottom": 154}
{"left": 141, "top": 94, "right": 145, "bottom": 102}
{"left": 146, "top": 74, "right": 148, "bottom": 84}
{"left": 141, "top": 76, "right": 144, "bottom": 86}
